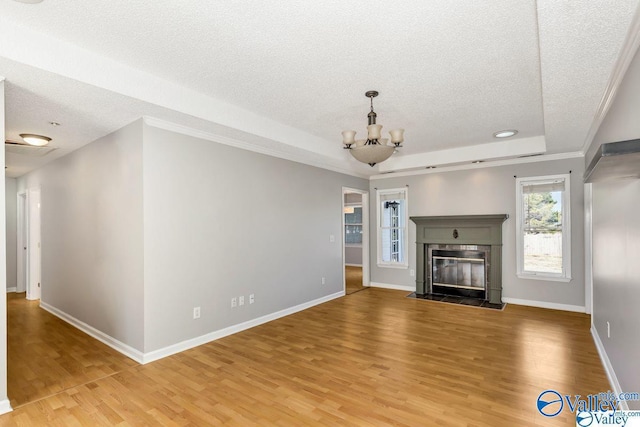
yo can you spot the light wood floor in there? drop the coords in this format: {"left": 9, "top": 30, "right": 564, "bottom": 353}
{"left": 6, "top": 293, "right": 137, "bottom": 408}
{"left": 1, "top": 289, "right": 608, "bottom": 426}
{"left": 345, "top": 266, "right": 364, "bottom": 295}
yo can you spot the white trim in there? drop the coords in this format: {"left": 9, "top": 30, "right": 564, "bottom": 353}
{"left": 584, "top": 183, "right": 593, "bottom": 315}
{"left": 370, "top": 151, "right": 584, "bottom": 180}
{"left": 376, "top": 263, "right": 409, "bottom": 270}
{"left": 6, "top": 287, "right": 16, "bottom": 293}
{"left": 502, "top": 297, "right": 585, "bottom": 313}
{"left": 591, "top": 326, "right": 629, "bottom": 410}
{"left": 39, "top": 302, "right": 145, "bottom": 364}
{"left": 16, "top": 191, "right": 27, "bottom": 294}
{"left": 345, "top": 263, "right": 363, "bottom": 267}
{"left": 369, "top": 281, "right": 415, "bottom": 292}
{"left": 342, "top": 187, "right": 370, "bottom": 294}
{"left": 142, "top": 291, "right": 344, "bottom": 364}
{"left": 0, "top": 399, "right": 12, "bottom": 415}
{"left": 515, "top": 274, "right": 571, "bottom": 283}
{"left": 376, "top": 187, "right": 409, "bottom": 268}
{"left": 581, "top": 6, "right": 640, "bottom": 157}
{"left": 515, "top": 174, "right": 572, "bottom": 281}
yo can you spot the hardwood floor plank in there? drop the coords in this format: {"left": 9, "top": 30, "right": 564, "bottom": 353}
{"left": 2, "top": 288, "right": 609, "bottom": 426}
{"left": 7, "top": 293, "right": 137, "bottom": 409}
{"left": 345, "top": 266, "right": 364, "bottom": 295}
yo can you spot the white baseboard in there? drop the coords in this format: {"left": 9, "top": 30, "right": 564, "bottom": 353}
{"left": 502, "top": 297, "right": 585, "bottom": 313}
{"left": 141, "top": 291, "right": 345, "bottom": 364}
{"left": 368, "top": 282, "right": 415, "bottom": 292}
{"left": 345, "top": 263, "right": 363, "bottom": 267}
{"left": 0, "top": 399, "right": 12, "bottom": 415}
{"left": 6, "top": 287, "right": 16, "bottom": 293}
{"left": 591, "top": 326, "right": 629, "bottom": 410}
{"left": 40, "top": 302, "right": 145, "bottom": 364}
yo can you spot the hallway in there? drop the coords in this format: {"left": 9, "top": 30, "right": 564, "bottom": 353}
{"left": 7, "top": 293, "right": 137, "bottom": 408}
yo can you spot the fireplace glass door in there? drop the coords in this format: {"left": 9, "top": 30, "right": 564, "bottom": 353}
{"left": 432, "top": 250, "right": 485, "bottom": 291}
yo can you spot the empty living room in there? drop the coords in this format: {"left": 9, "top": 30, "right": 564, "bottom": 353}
{"left": 1, "top": 1, "right": 639, "bottom": 426}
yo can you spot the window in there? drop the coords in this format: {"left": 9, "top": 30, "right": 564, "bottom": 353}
{"left": 377, "top": 188, "right": 408, "bottom": 268}
{"left": 344, "top": 206, "right": 363, "bottom": 245}
{"left": 516, "top": 174, "right": 571, "bottom": 281}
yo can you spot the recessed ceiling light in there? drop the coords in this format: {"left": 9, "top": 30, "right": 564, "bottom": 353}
{"left": 49, "top": 121, "right": 61, "bottom": 126}
{"left": 472, "top": 160, "right": 484, "bottom": 164}
{"left": 13, "top": 0, "right": 44, "bottom": 3}
{"left": 493, "top": 130, "right": 518, "bottom": 138}
{"left": 425, "top": 166, "right": 436, "bottom": 169}
{"left": 20, "top": 133, "right": 51, "bottom": 146}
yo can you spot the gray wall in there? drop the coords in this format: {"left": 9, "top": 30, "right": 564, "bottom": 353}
{"left": 588, "top": 46, "right": 640, "bottom": 406}
{"left": 370, "top": 157, "right": 586, "bottom": 307}
{"left": 17, "top": 120, "right": 145, "bottom": 351}
{"left": 142, "top": 124, "right": 367, "bottom": 352}
{"left": 5, "top": 178, "right": 16, "bottom": 291}
{"left": 345, "top": 247, "right": 363, "bottom": 266}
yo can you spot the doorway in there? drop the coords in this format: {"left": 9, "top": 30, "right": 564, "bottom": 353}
{"left": 342, "top": 188, "right": 369, "bottom": 295}
{"left": 16, "top": 188, "right": 41, "bottom": 301}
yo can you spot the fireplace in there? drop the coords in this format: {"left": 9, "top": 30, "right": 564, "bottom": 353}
{"left": 410, "top": 215, "right": 508, "bottom": 304}
{"left": 428, "top": 245, "right": 490, "bottom": 299}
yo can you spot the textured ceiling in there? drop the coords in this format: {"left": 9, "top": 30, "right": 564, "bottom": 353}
{"left": 1, "top": 0, "right": 639, "bottom": 177}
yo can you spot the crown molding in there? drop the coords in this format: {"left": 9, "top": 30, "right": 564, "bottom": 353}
{"left": 581, "top": 4, "right": 640, "bottom": 156}
{"left": 370, "top": 151, "right": 583, "bottom": 180}
{"left": 377, "top": 136, "right": 546, "bottom": 173}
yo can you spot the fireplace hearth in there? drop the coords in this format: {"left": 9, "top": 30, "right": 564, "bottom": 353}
{"left": 410, "top": 215, "right": 508, "bottom": 304}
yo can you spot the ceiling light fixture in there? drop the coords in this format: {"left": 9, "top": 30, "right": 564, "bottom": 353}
{"left": 472, "top": 160, "right": 484, "bottom": 164}
{"left": 425, "top": 166, "right": 436, "bottom": 169}
{"left": 342, "top": 91, "right": 404, "bottom": 167}
{"left": 49, "top": 121, "right": 61, "bottom": 126}
{"left": 493, "top": 129, "right": 518, "bottom": 138}
{"left": 20, "top": 133, "right": 51, "bottom": 146}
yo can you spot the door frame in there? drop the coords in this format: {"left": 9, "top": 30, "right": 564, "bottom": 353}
{"left": 342, "top": 187, "right": 370, "bottom": 293}
{"left": 17, "top": 188, "right": 42, "bottom": 300}
{"left": 16, "top": 191, "right": 28, "bottom": 294}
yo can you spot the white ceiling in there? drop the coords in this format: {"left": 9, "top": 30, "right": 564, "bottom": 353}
{"left": 1, "top": 0, "right": 639, "bottom": 178}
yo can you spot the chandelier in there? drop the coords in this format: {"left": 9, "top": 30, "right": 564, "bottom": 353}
{"left": 342, "top": 91, "right": 404, "bottom": 167}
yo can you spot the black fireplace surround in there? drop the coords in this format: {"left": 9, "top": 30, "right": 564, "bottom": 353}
{"left": 410, "top": 215, "right": 508, "bottom": 304}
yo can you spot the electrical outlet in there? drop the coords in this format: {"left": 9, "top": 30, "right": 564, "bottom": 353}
{"left": 410, "top": 269, "right": 415, "bottom": 277}
{"left": 231, "top": 297, "right": 237, "bottom": 308}
{"left": 607, "top": 321, "right": 610, "bottom": 338}
{"left": 193, "top": 307, "right": 201, "bottom": 319}
{"left": 249, "top": 294, "right": 255, "bottom": 304}
{"left": 239, "top": 296, "right": 245, "bottom": 306}
{"left": 321, "top": 277, "right": 326, "bottom": 285}
{"left": 329, "top": 235, "right": 335, "bottom": 243}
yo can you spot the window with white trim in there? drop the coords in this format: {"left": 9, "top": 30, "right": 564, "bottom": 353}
{"left": 516, "top": 174, "right": 571, "bottom": 281}
{"left": 377, "top": 188, "right": 408, "bottom": 268}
